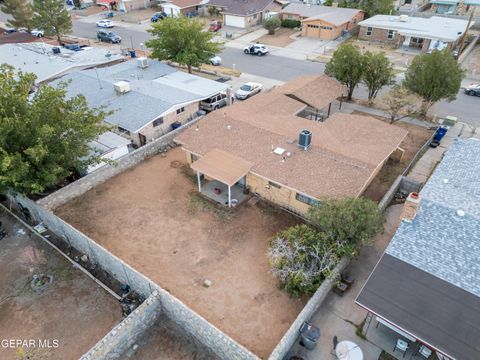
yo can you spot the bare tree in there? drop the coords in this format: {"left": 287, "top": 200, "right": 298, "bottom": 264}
{"left": 378, "top": 85, "right": 421, "bottom": 124}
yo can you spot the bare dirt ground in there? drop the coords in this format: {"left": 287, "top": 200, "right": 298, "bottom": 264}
{"left": 0, "top": 212, "right": 121, "bottom": 360}
{"left": 122, "top": 315, "right": 221, "bottom": 360}
{"left": 257, "top": 28, "right": 297, "bottom": 48}
{"left": 55, "top": 147, "right": 305, "bottom": 359}
{"left": 357, "top": 113, "right": 434, "bottom": 201}
{"left": 462, "top": 45, "right": 480, "bottom": 77}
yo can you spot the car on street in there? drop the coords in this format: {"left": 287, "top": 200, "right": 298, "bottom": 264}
{"left": 5, "top": 27, "right": 17, "bottom": 33}
{"left": 96, "top": 20, "right": 114, "bottom": 28}
{"left": 31, "top": 29, "right": 45, "bottom": 37}
{"left": 151, "top": 12, "right": 167, "bottom": 22}
{"left": 97, "top": 30, "right": 122, "bottom": 44}
{"left": 209, "top": 20, "right": 222, "bottom": 32}
{"left": 200, "top": 92, "right": 234, "bottom": 112}
{"left": 209, "top": 55, "right": 222, "bottom": 66}
{"left": 243, "top": 44, "right": 269, "bottom": 56}
{"left": 464, "top": 84, "right": 480, "bottom": 96}
{"left": 235, "top": 82, "right": 262, "bottom": 100}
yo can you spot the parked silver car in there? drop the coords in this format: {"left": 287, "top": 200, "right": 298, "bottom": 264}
{"left": 200, "top": 93, "right": 233, "bottom": 112}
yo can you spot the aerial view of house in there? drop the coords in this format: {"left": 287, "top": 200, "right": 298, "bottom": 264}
{"left": 430, "top": 0, "right": 480, "bottom": 15}
{"left": 357, "top": 138, "right": 480, "bottom": 360}
{"left": 280, "top": 3, "right": 364, "bottom": 39}
{"left": 176, "top": 75, "right": 408, "bottom": 214}
{"left": 54, "top": 58, "right": 229, "bottom": 146}
{"left": 358, "top": 15, "right": 472, "bottom": 52}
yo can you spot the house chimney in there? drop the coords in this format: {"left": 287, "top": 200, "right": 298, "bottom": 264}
{"left": 401, "top": 192, "right": 420, "bottom": 223}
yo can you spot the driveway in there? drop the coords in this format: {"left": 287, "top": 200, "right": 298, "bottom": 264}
{"left": 287, "top": 204, "right": 404, "bottom": 360}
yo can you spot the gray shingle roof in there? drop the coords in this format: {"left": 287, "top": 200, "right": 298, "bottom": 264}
{"left": 386, "top": 138, "right": 480, "bottom": 297}
{"left": 208, "top": 0, "right": 274, "bottom": 15}
{"left": 52, "top": 60, "right": 229, "bottom": 132}
{"left": 281, "top": 3, "right": 362, "bottom": 26}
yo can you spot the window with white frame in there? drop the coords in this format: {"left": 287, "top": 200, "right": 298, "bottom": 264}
{"left": 366, "top": 26, "right": 372, "bottom": 36}
{"left": 387, "top": 30, "right": 395, "bottom": 39}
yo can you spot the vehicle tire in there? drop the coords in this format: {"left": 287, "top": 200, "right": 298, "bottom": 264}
{"left": 213, "top": 105, "right": 219, "bottom": 110}
{"left": 244, "top": 49, "right": 249, "bottom": 54}
{"left": 468, "top": 90, "right": 475, "bottom": 96}
{"left": 257, "top": 52, "right": 262, "bottom": 56}
{"left": 38, "top": 34, "right": 43, "bottom": 38}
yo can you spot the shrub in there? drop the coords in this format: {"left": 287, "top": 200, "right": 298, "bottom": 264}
{"left": 268, "top": 224, "right": 354, "bottom": 296}
{"left": 281, "top": 19, "right": 301, "bottom": 28}
{"left": 263, "top": 16, "right": 281, "bottom": 35}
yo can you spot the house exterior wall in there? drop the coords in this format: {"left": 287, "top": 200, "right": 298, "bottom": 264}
{"left": 245, "top": 12, "right": 263, "bottom": 27}
{"left": 281, "top": 12, "right": 302, "bottom": 21}
{"left": 359, "top": 26, "right": 403, "bottom": 46}
{"left": 120, "top": 0, "right": 149, "bottom": 12}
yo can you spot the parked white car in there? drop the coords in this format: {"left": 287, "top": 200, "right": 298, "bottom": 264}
{"left": 235, "top": 82, "right": 262, "bottom": 100}
{"left": 96, "top": 20, "right": 114, "bottom": 28}
{"left": 31, "top": 29, "right": 45, "bottom": 37}
{"left": 209, "top": 55, "right": 222, "bottom": 66}
{"left": 243, "top": 44, "right": 269, "bottom": 56}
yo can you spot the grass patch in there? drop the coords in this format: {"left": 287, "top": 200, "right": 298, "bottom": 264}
{"left": 200, "top": 64, "right": 241, "bottom": 77}
{"left": 379, "top": 350, "right": 397, "bottom": 360}
{"left": 344, "top": 317, "right": 367, "bottom": 340}
{"left": 188, "top": 192, "right": 236, "bottom": 223}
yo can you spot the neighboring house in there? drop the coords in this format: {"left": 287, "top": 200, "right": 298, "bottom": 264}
{"left": 97, "top": 0, "right": 152, "bottom": 12}
{"left": 207, "top": 0, "right": 284, "bottom": 28}
{"left": 395, "top": 0, "right": 428, "bottom": 11}
{"left": 358, "top": 15, "right": 472, "bottom": 52}
{"left": 280, "top": 3, "right": 364, "bottom": 40}
{"left": 86, "top": 131, "right": 131, "bottom": 173}
{"left": 0, "top": 43, "right": 123, "bottom": 84}
{"left": 356, "top": 138, "right": 480, "bottom": 360}
{"left": 175, "top": 75, "right": 407, "bottom": 214}
{"left": 158, "top": 0, "right": 206, "bottom": 17}
{"left": 52, "top": 58, "right": 229, "bottom": 147}
{"left": 430, "top": 0, "right": 480, "bottom": 15}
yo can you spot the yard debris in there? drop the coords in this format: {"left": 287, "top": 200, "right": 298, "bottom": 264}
{"left": 203, "top": 279, "right": 213, "bottom": 288}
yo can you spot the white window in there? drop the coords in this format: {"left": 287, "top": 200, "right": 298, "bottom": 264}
{"left": 366, "top": 26, "right": 372, "bottom": 36}
{"left": 387, "top": 30, "right": 395, "bottom": 39}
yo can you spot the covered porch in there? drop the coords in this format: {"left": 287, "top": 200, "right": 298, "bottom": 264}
{"left": 191, "top": 148, "right": 253, "bottom": 208}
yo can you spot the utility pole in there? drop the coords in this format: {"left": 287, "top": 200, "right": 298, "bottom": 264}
{"left": 457, "top": 7, "right": 475, "bottom": 60}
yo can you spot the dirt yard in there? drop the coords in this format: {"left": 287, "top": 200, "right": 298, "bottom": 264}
{"left": 462, "top": 45, "right": 480, "bottom": 77}
{"left": 0, "top": 212, "right": 121, "bottom": 360}
{"left": 123, "top": 315, "right": 221, "bottom": 360}
{"left": 55, "top": 147, "right": 305, "bottom": 359}
{"left": 359, "top": 113, "right": 434, "bottom": 201}
{"left": 257, "top": 28, "right": 297, "bottom": 47}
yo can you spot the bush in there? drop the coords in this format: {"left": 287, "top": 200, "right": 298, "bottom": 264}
{"left": 281, "top": 19, "right": 301, "bottom": 28}
{"left": 268, "top": 224, "right": 354, "bottom": 296}
{"left": 263, "top": 16, "right": 281, "bottom": 35}
{"left": 307, "top": 198, "right": 384, "bottom": 246}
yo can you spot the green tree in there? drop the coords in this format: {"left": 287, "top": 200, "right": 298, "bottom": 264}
{"left": 362, "top": 51, "right": 395, "bottom": 103}
{"left": 325, "top": 43, "right": 365, "bottom": 100}
{"left": 403, "top": 49, "right": 464, "bottom": 116}
{"left": 360, "top": 0, "right": 395, "bottom": 17}
{"left": 146, "top": 16, "right": 221, "bottom": 74}
{"left": 0, "top": 65, "right": 109, "bottom": 196}
{"left": 268, "top": 224, "right": 354, "bottom": 296}
{"left": 307, "top": 198, "right": 383, "bottom": 246}
{"left": 1, "top": 0, "right": 34, "bottom": 32}
{"left": 33, "top": 0, "right": 72, "bottom": 44}
{"left": 263, "top": 16, "right": 281, "bottom": 35}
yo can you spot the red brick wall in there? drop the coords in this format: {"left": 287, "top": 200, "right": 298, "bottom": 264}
{"left": 359, "top": 26, "right": 402, "bottom": 47}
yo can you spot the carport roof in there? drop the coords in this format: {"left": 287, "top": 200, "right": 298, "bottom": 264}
{"left": 191, "top": 148, "right": 253, "bottom": 186}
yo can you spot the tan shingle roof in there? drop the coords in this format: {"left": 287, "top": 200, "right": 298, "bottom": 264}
{"left": 176, "top": 75, "right": 407, "bottom": 199}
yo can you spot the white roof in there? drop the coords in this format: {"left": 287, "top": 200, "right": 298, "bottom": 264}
{"left": 90, "top": 131, "right": 130, "bottom": 154}
{"left": 359, "top": 15, "right": 472, "bottom": 41}
{"left": 0, "top": 43, "right": 123, "bottom": 84}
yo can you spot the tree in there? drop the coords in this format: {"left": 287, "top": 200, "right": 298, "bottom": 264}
{"left": 362, "top": 51, "right": 395, "bottom": 103}
{"left": 263, "top": 16, "right": 281, "bottom": 35}
{"left": 0, "top": 65, "right": 109, "bottom": 196}
{"left": 267, "top": 224, "right": 354, "bottom": 296}
{"left": 360, "top": 0, "right": 395, "bottom": 17}
{"left": 325, "top": 43, "right": 365, "bottom": 100}
{"left": 146, "top": 16, "right": 222, "bottom": 74}
{"left": 403, "top": 49, "right": 464, "bottom": 116}
{"left": 307, "top": 198, "right": 383, "bottom": 246}
{"left": 33, "top": 0, "right": 72, "bottom": 44}
{"left": 379, "top": 85, "right": 421, "bottom": 123}
{"left": 1, "top": 0, "right": 34, "bottom": 32}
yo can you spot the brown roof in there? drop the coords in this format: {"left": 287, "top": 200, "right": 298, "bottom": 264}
{"left": 169, "top": 0, "right": 203, "bottom": 8}
{"left": 176, "top": 75, "right": 407, "bottom": 199}
{"left": 191, "top": 148, "right": 253, "bottom": 186}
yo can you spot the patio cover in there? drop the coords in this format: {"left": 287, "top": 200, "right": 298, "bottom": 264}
{"left": 356, "top": 254, "right": 480, "bottom": 360}
{"left": 191, "top": 149, "right": 253, "bottom": 186}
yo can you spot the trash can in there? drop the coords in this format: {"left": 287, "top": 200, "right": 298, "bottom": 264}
{"left": 171, "top": 121, "right": 182, "bottom": 130}
{"left": 129, "top": 50, "right": 136, "bottom": 58}
{"left": 299, "top": 321, "right": 320, "bottom": 350}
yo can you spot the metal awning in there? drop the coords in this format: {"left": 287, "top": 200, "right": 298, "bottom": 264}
{"left": 191, "top": 148, "right": 253, "bottom": 186}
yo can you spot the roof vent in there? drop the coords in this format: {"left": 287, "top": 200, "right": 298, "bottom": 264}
{"left": 456, "top": 209, "right": 465, "bottom": 217}
{"left": 399, "top": 15, "right": 409, "bottom": 22}
{"left": 137, "top": 57, "right": 148, "bottom": 69}
{"left": 298, "top": 129, "right": 312, "bottom": 150}
{"left": 273, "top": 147, "right": 285, "bottom": 155}
{"left": 114, "top": 81, "right": 131, "bottom": 94}
{"left": 443, "top": 178, "right": 449, "bottom": 184}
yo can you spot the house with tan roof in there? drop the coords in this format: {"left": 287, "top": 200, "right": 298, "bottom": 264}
{"left": 159, "top": 0, "right": 207, "bottom": 17}
{"left": 175, "top": 75, "right": 408, "bottom": 214}
{"left": 281, "top": 3, "right": 364, "bottom": 40}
